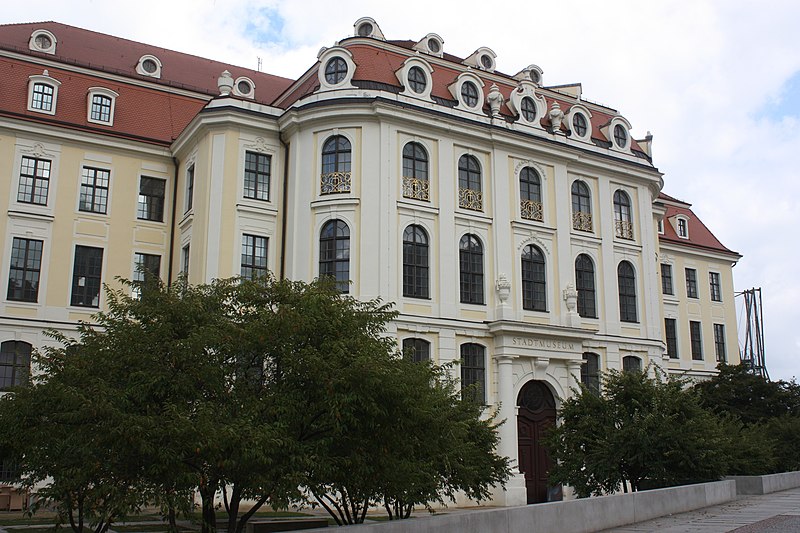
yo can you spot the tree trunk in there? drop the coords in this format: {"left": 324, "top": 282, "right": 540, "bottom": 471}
{"left": 198, "top": 479, "right": 218, "bottom": 533}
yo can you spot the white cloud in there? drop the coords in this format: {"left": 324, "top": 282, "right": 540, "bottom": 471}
{"left": 2, "top": 0, "right": 798, "bottom": 380}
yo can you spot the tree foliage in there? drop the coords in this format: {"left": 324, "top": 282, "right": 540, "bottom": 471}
{"left": 546, "top": 367, "right": 730, "bottom": 497}
{"left": 0, "top": 274, "right": 509, "bottom": 530}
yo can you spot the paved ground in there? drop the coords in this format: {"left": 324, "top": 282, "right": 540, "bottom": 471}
{"left": 603, "top": 486, "right": 800, "bottom": 532}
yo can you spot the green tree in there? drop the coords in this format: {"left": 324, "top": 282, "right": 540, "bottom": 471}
{"left": 546, "top": 367, "right": 729, "bottom": 496}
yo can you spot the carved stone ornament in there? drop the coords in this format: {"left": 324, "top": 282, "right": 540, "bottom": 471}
{"left": 217, "top": 70, "right": 234, "bottom": 96}
{"left": 495, "top": 273, "right": 511, "bottom": 303}
{"left": 563, "top": 282, "right": 578, "bottom": 313}
{"left": 487, "top": 83, "right": 504, "bottom": 117}
{"left": 246, "top": 137, "right": 270, "bottom": 153}
{"left": 548, "top": 102, "right": 564, "bottom": 133}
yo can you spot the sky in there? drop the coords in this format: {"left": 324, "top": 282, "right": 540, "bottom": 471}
{"left": 2, "top": 0, "right": 798, "bottom": 381}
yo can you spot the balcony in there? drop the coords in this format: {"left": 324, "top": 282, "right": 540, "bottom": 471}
{"left": 458, "top": 187, "right": 483, "bottom": 211}
{"left": 520, "top": 200, "right": 543, "bottom": 222}
{"left": 320, "top": 171, "right": 351, "bottom": 195}
{"left": 615, "top": 220, "right": 634, "bottom": 240}
{"left": 572, "top": 211, "right": 592, "bottom": 232}
{"left": 402, "top": 176, "right": 430, "bottom": 201}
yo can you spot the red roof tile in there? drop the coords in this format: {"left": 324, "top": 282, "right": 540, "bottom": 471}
{"left": 658, "top": 193, "right": 740, "bottom": 257}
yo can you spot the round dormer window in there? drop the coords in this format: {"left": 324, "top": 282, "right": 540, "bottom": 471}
{"left": 408, "top": 66, "right": 427, "bottom": 94}
{"left": 357, "top": 22, "right": 373, "bottom": 36}
{"left": 521, "top": 96, "right": 537, "bottom": 122}
{"left": 142, "top": 59, "right": 158, "bottom": 74}
{"left": 480, "top": 54, "right": 493, "bottom": 69}
{"left": 427, "top": 38, "right": 440, "bottom": 53}
{"left": 237, "top": 80, "right": 252, "bottom": 94}
{"left": 573, "top": 113, "right": 588, "bottom": 137}
{"left": 325, "top": 57, "right": 348, "bottom": 85}
{"left": 613, "top": 124, "right": 628, "bottom": 148}
{"left": 530, "top": 70, "right": 541, "bottom": 84}
{"left": 34, "top": 34, "right": 52, "bottom": 50}
{"left": 461, "top": 81, "right": 479, "bottom": 108}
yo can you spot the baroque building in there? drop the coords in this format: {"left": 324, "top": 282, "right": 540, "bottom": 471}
{"left": 0, "top": 18, "right": 741, "bottom": 507}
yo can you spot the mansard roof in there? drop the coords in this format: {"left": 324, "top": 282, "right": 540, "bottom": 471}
{"left": 658, "top": 192, "right": 740, "bottom": 258}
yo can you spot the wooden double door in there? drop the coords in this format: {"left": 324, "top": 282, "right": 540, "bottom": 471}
{"left": 516, "top": 380, "right": 557, "bottom": 504}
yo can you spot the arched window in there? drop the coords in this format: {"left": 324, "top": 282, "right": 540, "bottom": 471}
{"left": 522, "top": 244, "right": 546, "bottom": 311}
{"left": 403, "top": 225, "right": 429, "bottom": 299}
{"left": 575, "top": 254, "right": 597, "bottom": 318}
{"left": 320, "top": 135, "right": 352, "bottom": 194}
{"left": 622, "top": 355, "right": 642, "bottom": 373}
{"left": 519, "top": 167, "right": 543, "bottom": 221}
{"left": 613, "top": 190, "right": 634, "bottom": 239}
{"left": 571, "top": 180, "right": 592, "bottom": 231}
{"left": 460, "top": 343, "right": 485, "bottom": 403}
{"left": 457, "top": 155, "right": 482, "bottom": 211}
{"left": 459, "top": 234, "right": 484, "bottom": 305}
{"left": 319, "top": 220, "right": 350, "bottom": 293}
{"left": 581, "top": 352, "right": 600, "bottom": 394}
{"left": 402, "top": 338, "right": 430, "bottom": 363}
{"left": 0, "top": 340, "right": 32, "bottom": 390}
{"left": 402, "top": 142, "right": 429, "bottom": 201}
{"left": 617, "top": 261, "right": 638, "bottom": 323}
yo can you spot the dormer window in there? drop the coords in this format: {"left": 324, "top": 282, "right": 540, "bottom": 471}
{"left": 658, "top": 218, "right": 665, "bottom": 234}
{"left": 407, "top": 66, "right": 427, "bottom": 94}
{"left": 325, "top": 57, "right": 347, "bottom": 84}
{"left": 614, "top": 124, "right": 628, "bottom": 149}
{"left": 136, "top": 55, "right": 162, "bottom": 78}
{"left": 520, "top": 97, "right": 537, "bottom": 122}
{"left": 353, "top": 17, "right": 385, "bottom": 39}
{"left": 234, "top": 77, "right": 255, "bottom": 98}
{"left": 29, "top": 29, "right": 57, "bottom": 54}
{"left": 413, "top": 33, "right": 445, "bottom": 57}
{"left": 573, "top": 113, "right": 588, "bottom": 137}
{"left": 461, "top": 82, "right": 479, "bottom": 108}
{"left": 677, "top": 217, "right": 689, "bottom": 238}
{"left": 317, "top": 48, "right": 356, "bottom": 91}
{"left": 27, "top": 71, "right": 61, "bottom": 115}
{"left": 357, "top": 21, "right": 373, "bottom": 36}
{"left": 480, "top": 54, "right": 493, "bottom": 69}
{"left": 87, "top": 87, "right": 118, "bottom": 125}
{"left": 463, "top": 46, "right": 497, "bottom": 73}
{"left": 603, "top": 116, "right": 633, "bottom": 152}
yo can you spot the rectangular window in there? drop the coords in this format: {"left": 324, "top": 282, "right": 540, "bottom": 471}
{"left": 137, "top": 177, "right": 166, "bottom": 222}
{"left": 690, "top": 321, "right": 703, "bottom": 361}
{"left": 71, "top": 245, "right": 103, "bottom": 308}
{"left": 79, "top": 167, "right": 110, "bottom": 214}
{"left": 90, "top": 94, "right": 112, "bottom": 122}
{"left": 661, "top": 264, "right": 673, "bottom": 295}
{"left": 677, "top": 218, "right": 688, "bottom": 238}
{"left": 7, "top": 238, "right": 43, "bottom": 302}
{"left": 665, "top": 318, "right": 678, "bottom": 359}
{"left": 243, "top": 151, "right": 270, "bottom": 201}
{"left": 18, "top": 156, "right": 52, "bottom": 205}
{"left": 31, "top": 82, "right": 54, "bottom": 111}
{"left": 133, "top": 253, "right": 161, "bottom": 282}
{"left": 181, "top": 244, "right": 190, "bottom": 276}
{"left": 714, "top": 323, "right": 727, "bottom": 363}
{"left": 185, "top": 164, "right": 195, "bottom": 213}
{"left": 685, "top": 268, "right": 698, "bottom": 298}
{"left": 241, "top": 234, "right": 268, "bottom": 280}
{"left": 709, "top": 272, "right": 722, "bottom": 302}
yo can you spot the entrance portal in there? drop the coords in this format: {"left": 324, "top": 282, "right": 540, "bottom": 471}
{"left": 516, "top": 380, "right": 557, "bottom": 504}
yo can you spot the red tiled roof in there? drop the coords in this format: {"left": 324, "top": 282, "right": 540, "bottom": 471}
{"left": 658, "top": 193, "right": 740, "bottom": 257}
{"left": 278, "top": 38, "right": 644, "bottom": 153}
{"left": 0, "top": 22, "right": 294, "bottom": 104}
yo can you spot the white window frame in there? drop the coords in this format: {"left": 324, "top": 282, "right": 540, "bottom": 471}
{"left": 565, "top": 104, "right": 593, "bottom": 142}
{"left": 448, "top": 72, "right": 485, "bottom": 113}
{"left": 395, "top": 56, "right": 434, "bottom": 100}
{"left": 27, "top": 72, "right": 61, "bottom": 115}
{"left": 136, "top": 54, "right": 162, "bottom": 78}
{"left": 86, "top": 87, "right": 119, "bottom": 126}
{"left": 676, "top": 215, "right": 689, "bottom": 239}
{"left": 233, "top": 77, "right": 256, "bottom": 99}
{"left": 603, "top": 116, "right": 633, "bottom": 152}
{"left": 317, "top": 47, "right": 356, "bottom": 91}
{"left": 29, "top": 29, "right": 57, "bottom": 55}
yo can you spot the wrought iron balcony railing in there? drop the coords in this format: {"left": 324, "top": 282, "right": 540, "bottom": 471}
{"left": 572, "top": 211, "right": 593, "bottom": 232}
{"left": 615, "top": 220, "right": 634, "bottom": 240}
{"left": 402, "top": 176, "right": 430, "bottom": 201}
{"left": 320, "top": 171, "right": 351, "bottom": 195}
{"left": 458, "top": 187, "right": 483, "bottom": 211}
{"left": 520, "top": 200, "right": 543, "bottom": 222}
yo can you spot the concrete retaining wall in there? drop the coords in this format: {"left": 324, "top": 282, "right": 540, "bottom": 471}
{"left": 726, "top": 471, "right": 800, "bottom": 495}
{"left": 304, "top": 480, "right": 737, "bottom": 533}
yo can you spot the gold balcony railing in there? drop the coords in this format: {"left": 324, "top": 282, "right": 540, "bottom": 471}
{"left": 520, "top": 200, "right": 543, "bottom": 221}
{"left": 615, "top": 220, "right": 634, "bottom": 240}
{"left": 572, "top": 211, "right": 593, "bottom": 232}
{"left": 320, "top": 171, "right": 351, "bottom": 195}
{"left": 458, "top": 187, "right": 483, "bottom": 211}
{"left": 402, "top": 176, "right": 430, "bottom": 201}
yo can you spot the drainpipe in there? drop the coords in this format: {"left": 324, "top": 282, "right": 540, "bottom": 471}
{"left": 167, "top": 156, "right": 179, "bottom": 286}
{"left": 279, "top": 135, "right": 290, "bottom": 280}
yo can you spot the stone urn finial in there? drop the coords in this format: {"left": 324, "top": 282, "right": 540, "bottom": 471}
{"left": 217, "top": 70, "right": 234, "bottom": 96}
{"left": 549, "top": 101, "right": 564, "bottom": 133}
{"left": 487, "top": 83, "right": 504, "bottom": 117}
{"left": 496, "top": 273, "right": 511, "bottom": 304}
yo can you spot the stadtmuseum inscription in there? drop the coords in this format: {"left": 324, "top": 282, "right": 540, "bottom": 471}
{"left": 512, "top": 337, "right": 575, "bottom": 351}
